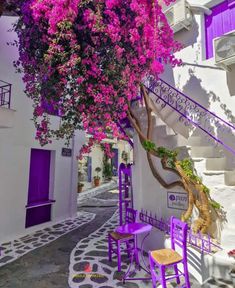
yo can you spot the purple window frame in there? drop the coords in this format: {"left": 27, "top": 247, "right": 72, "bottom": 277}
{"left": 205, "top": 0, "right": 235, "bottom": 59}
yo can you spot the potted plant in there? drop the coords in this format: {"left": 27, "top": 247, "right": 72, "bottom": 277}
{"left": 77, "top": 182, "right": 84, "bottom": 193}
{"left": 228, "top": 249, "right": 235, "bottom": 285}
{"left": 94, "top": 167, "right": 101, "bottom": 187}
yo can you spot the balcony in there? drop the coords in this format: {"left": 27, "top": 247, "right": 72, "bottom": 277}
{"left": 0, "top": 80, "right": 15, "bottom": 128}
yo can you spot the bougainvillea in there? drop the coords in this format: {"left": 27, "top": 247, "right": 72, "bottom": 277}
{"left": 7, "top": 0, "right": 224, "bottom": 235}
{"left": 12, "top": 0, "right": 181, "bottom": 153}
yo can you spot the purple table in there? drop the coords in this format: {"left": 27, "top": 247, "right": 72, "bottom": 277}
{"left": 116, "top": 222, "right": 152, "bottom": 283}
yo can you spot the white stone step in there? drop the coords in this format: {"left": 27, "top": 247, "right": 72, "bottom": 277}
{"left": 160, "top": 112, "right": 189, "bottom": 138}
{"left": 153, "top": 125, "right": 169, "bottom": 138}
{"left": 159, "top": 105, "right": 174, "bottom": 120}
{"left": 187, "top": 136, "right": 202, "bottom": 146}
{"left": 224, "top": 170, "right": 235, "bottom": 186}
{"left": 154, "top": 116, "right": 166, "bottom": 127}
{"left": 192, "top": 158, "right": 226, "bottom": 186}
{"left": 171, "top": 120, "right": 190, "bottom": 138}
{"left": 206, "top": 157, "right": 227, "bottom": 171}
{"left": 190, "top": 146, "right": 222, "bottom": 158}
{"left": 156, "top": 134, "right": 188, "bottom": 149}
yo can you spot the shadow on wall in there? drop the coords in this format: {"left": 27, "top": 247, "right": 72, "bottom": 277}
{"left": 181, "top": 69, "right": 218, "bottom": 145}
{"left": 174, "top": 15, "right": 199, "bottom": 48}
{"left": 226, "top": 63, "right": 235, "bottom": 97}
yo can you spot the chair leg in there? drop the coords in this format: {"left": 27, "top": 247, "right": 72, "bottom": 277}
{"left": 183, "top": 262, "right": 191, "bottom": 288}
{"left": 149, "top": 254, "right": 157, "bottom": 288}
{"left": 174, "top": 264, "right": 180, "bottom": 284}
{"left": 160, "top": 265, "right": 167, "bottom": 288}
{"left": 108, "top": 235, "right": 112, "bottom": 262}
{"left": 133, "top": 235, "right": 140, "bottom": 268}
{"left": 117, "top": 241, "right": 121, "bottom": 272}
{"left": 126, "top": 241, "right": 131, "bottom": 258}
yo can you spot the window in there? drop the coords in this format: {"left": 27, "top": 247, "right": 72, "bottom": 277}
{"left": 205, "top": 0, "right": 235, "bottom": 59}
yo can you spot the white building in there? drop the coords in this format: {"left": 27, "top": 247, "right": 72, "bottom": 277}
{"left": 132, "top": 0, "right": 235, "bottom": 284}
{"left": 0, "top": 16, "right": 85, "bottom": 244}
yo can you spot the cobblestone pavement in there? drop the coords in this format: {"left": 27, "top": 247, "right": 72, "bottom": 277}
{"left": 69, "top": 208, "right": 202, "bottom": 288}
{"left": 1, "top": 189, "right": 231, "bottom": 288}
{"left": 0, "top": 190, "right": 117, "bottom": 288}
{"left": 0, "top": 211, "right": 95, "bottom": 268}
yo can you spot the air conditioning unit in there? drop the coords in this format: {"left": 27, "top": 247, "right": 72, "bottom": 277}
{"left": 165, "top": 0, "right": 192, "bottom": 33}
{"left": 214, "top": 30, "right": 235, "bottom": 70}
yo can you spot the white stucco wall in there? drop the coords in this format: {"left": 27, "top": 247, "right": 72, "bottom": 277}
{"left": 132, "top": 1, "right": 235, "bottom": 283}
{"left": 0, "top": 16, "right": 85, "bottom": 243}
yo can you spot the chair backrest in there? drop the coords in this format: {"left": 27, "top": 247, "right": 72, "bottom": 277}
{"left": 170, "top": 216, "right": 188, "bottom": 258}
{"left": 125, "top": 207, "right": 137, "bottom": 224}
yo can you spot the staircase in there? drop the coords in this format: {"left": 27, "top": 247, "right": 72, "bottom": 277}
{"left": 145, "top": 77, "right": 235, "bottom": 186}
{"left": 131, "top": 77, "right": 235, "bottom": 284}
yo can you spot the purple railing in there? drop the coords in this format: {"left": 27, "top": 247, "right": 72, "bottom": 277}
{"left": 117, "top": 121, "right": 134, "bottom": 148}
{"left": 139, "top": 209, "right": 222, "bottom": 253}
{"left": 0, "top": 80, "right": 12, "bottom": 109}
{"left": 144, "top": 76, "right": 235, "bottom": 156}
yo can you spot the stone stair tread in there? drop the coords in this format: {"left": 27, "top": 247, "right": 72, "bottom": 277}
{"left": 203, "top": 170, "right": 225, "bottom": 175}
{"left": 191, "top": 157, "right": 205, "bottom": 162}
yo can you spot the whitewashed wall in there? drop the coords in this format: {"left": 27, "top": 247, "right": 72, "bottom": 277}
{"left": 132, "top": 0, "right": 235, "bottom": 283}
{"left": 0, "top": 16, "right": 85, "bottom": 243}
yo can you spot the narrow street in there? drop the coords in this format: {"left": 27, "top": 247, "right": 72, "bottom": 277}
{"left": 0, "top": 188, "right": 118, "bottom": 288}
{"left": 0, "top": 186, "right": 204, "bottom": 288}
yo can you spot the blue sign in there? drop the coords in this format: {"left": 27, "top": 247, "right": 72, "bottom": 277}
{"left": 167, "top": 191, "right": 188, "bottom": 211}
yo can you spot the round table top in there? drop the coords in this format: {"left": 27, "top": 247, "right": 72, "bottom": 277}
{"left": 116, "top": 222, "right": 152, "bottom": 235}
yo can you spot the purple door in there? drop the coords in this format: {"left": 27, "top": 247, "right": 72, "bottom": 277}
{"left": 205, "top": 0, "right": 235, "bottom": 59}
{"left": 25, "top": 149, "right": 52, "bottom": 228}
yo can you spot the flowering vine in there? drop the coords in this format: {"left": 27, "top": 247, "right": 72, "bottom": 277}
{"left": 6, "top": 0, "right": 224, "bottom": 235}
{"left": 11, "top": 0, "right": 180, "bottom": 150}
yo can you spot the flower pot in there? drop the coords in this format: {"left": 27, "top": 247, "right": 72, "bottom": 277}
{"left": 94, "top": 178, "right": 100, "bottom": 187}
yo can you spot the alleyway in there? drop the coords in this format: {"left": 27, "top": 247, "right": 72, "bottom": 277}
{"left": 0, "top": 188, "right": 118, "bottom": 288}
{"left": 0, "top": 187, "right": 222, "bottom": 288}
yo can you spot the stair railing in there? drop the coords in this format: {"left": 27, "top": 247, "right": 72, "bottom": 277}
{"left": 144, "top": 76, "right": 235, "bottom": 156}
{"left": 0, "top": 80, "right": 12, "bottom": 109}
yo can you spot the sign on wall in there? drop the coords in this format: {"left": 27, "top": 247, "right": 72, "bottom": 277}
{"left": 167, "top": 191, "right": 188, "bottom": 211}
{"left": 61, "top": 148, "right": 72, "bottom": 157}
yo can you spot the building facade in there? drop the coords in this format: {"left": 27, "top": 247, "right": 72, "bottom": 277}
{"left": 0, "top": 16, "right": 85, "bottom": 243}
{"left": 132, "top": 0, "right": 235, "bottom": 283}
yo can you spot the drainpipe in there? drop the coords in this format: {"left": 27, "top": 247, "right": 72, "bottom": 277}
{"left": 69, "top": 134, "right": 77, "bottom": 218}
{"left": 189, "top": 4, "right": 212, "bottom": 15}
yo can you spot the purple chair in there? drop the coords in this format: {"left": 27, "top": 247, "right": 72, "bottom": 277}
{"left": 149, "top": 217, "right": 190, "bottom": 288}
{"left": 108, "top": 207, "right": 137, "bottom": 272}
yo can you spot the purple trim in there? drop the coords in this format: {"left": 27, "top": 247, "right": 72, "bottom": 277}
{"left": 0, "top": 80, "right": 12, "bottom": 109}
{"left": 139, "top": 209, "right": 222, "bottom": 253}
{"left": 26, "top": 149, "right": 52, "bottom": 227}
{"left": 119, "top": 163, "right": 133, "bottom": 225}
{"left": 117, "top": 122, "right": 134, "bottom": 147}
{"left": 149, "top": 217, "right": 190, "bottom": 288}
{"left": 145, "top": 78, "right": 235, "bottom": 156}
{"left": 25, "top": 205, "right": 52, "bottom": 228}
{"left": 159, "top": 78, "right": 235, "bottom": 131}
{"left": 25, "top": 199, "right": 55, "bottom": 209}
{"left": 108, "top": 207, "right": 137, "bottom": 272}
{"left": 205, "top": 0, "right": 235, "bottom": 59}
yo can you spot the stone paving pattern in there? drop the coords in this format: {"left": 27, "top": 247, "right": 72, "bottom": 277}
{"left": 0, "top": 211, "right": 95, "bottom": 268}
{"left": 69, "top": 208, "right": 203, "bottom": 288}
{"left": 0, "top": 189, "right": 233, "bottom": 287}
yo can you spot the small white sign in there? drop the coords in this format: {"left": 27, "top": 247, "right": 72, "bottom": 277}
{"left": 167, "top": 191, "right": 188, "bottom": 211}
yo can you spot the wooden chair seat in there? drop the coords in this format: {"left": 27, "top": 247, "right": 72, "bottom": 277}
{"left": 150, "top": 248, "right": 182, "bottom": 265}
{"left": 110, "top": 231, "right": 133, "bottom": 241}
